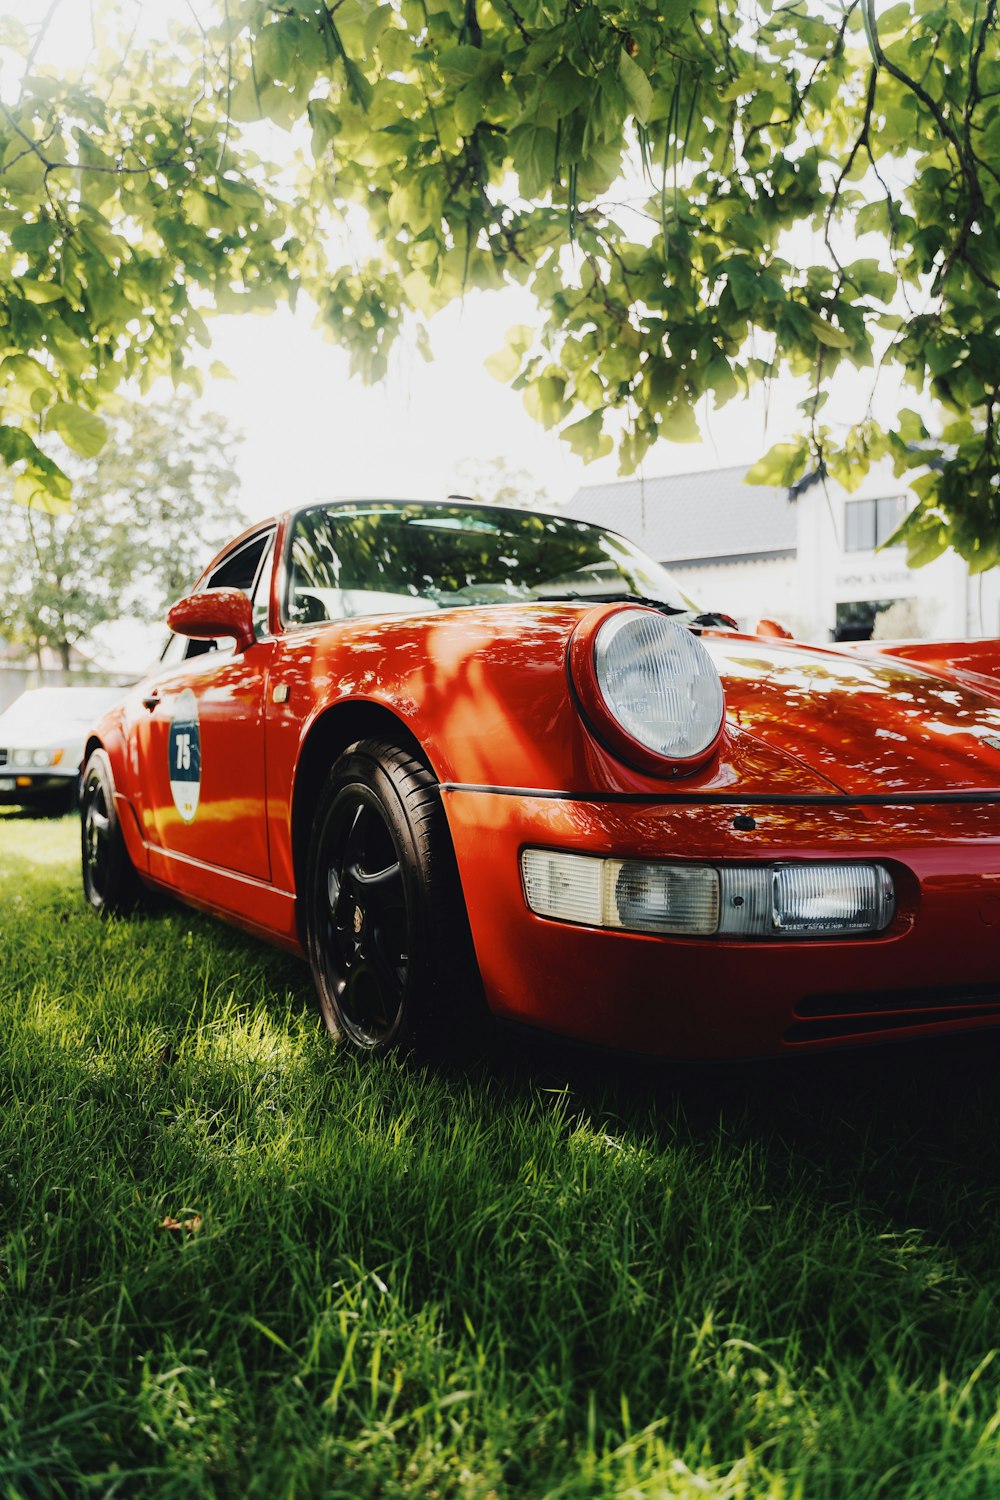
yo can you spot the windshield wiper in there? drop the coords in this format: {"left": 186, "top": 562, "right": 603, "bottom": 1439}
{"left": 688, "top": 610, "right": 739, "bottom": 630}
{"left": 536, "top": 591, "right": 739, "bottom": 629}
{"left": 534, "top": 589, "right": 687, "bottom": 614}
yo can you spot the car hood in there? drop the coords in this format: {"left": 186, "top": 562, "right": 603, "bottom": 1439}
{"left": 0, "top": 730, "right": 85, "bottom": 752}
{"left": 707, "top": 636, "right": 1000, "bottom": 795}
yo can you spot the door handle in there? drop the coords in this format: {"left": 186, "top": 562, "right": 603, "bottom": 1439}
{"left": 142, "top": 693, "right": 160, "bottom": 712}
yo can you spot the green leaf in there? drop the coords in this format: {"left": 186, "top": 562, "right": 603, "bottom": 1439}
{"left": 724, "top": 260, "right": 758, "bottom": 312}
{"left": 523, "top": 373, "right": 570, "bottom": 428}
{"left": 2, "top": 354, "right": 56, "bottom": 397}
{"left": 745, "top": 439, "right": 809, "bottom": 488}
{"left": 508, "top": 124, "right": 558, "bottom": 199}
{"left": 379, "top": 25, "right": 413, "bottom": 71}
{"left": 48, "top": 402, "right": 108, "bottom": 458}
{"left": 228, "top": 71, "right": 266, "bottom": 122}
{"left": 0, "top": 16, "right": 29, "bottom": 52}
{"left": 15, "top": 278, "right": 66, "bottom": 304}
{"left": 659, "top": 401, "right": 700, "bottom": 442}
{"left": 307, "top": 99, "right": 339, "bottom": 158}
{"left": 560, "top": 410, "right": 612, "bottom": 459}
{"left": 807, "top": 312, "right": 851, "bottom": 348}
{"left": 454, "top": 80, "right": 485, "bottom": 137}
{"left": 706, "top": 354, "right": 739, "bottom": 406}
{"left": 619, "top": 50, "right": 653, "bottom": 126}
{"left": 0, "top": 424, "right": 67, "bottom": 482}
{"left": 437, "top": 45, "right": 488, "bottom": 84}
{"left": 12, "top": 470, "right": 72, "bottom": 514}
{"left": 484, "top": 344, "right": 522, "bottom": 382}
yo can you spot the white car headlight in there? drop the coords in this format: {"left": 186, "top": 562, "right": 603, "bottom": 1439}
{"left": 32, "top": 749, "right": 51, "bottom": 767}
{"left": 570, "top": 607, "right": 725, "bottom": 771}
{"left": 12, "top": 749, "right": 32, "bottom": 767}
{"left": 594, "top": 611, "right": 724, "bottom": 760}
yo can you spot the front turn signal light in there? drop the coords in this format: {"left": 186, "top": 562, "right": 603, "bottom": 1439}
{"left": 521, "top": 850, "right": 896, "bottom": 940}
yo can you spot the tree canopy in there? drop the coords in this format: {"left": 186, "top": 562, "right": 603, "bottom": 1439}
{"left": 0, "top": 7, "right": 293, "bottom": 513}
{"left": 1, "top": 1, "right": 998, "bottom": 567}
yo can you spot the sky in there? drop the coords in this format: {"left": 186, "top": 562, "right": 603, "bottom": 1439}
{"left": 2, "top": 0, "right": 916, "bottom": 528}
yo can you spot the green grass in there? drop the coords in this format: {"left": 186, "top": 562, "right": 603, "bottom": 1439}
{"left": 2, "top": 814, "right": 1000, "bottom": 1497}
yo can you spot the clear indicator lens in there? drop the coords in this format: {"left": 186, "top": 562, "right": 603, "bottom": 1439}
{"left": 593, "top": 611, "right": 724, "bottom": 760}
{"left": 522, "top": 850, "right": 896, "bottom": 940}
{"left": 521, "top": 849, "right": 719, "bottom": 935}
{"left": 613, "top": 860, "right": 719, "bottom": 935}
{"left": 770, "top": 863, "right": 895, "bottom": 934}
{"left": 521, "top": 849, "right": 603, "bottom": 927}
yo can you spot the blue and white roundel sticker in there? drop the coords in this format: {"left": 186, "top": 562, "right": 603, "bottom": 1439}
{"left": 168, "top": 689, "right": 201, "bottom": 823}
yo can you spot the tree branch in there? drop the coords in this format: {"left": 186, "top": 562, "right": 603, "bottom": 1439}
{"left": 17, "top": 0, "right": 64, "bottom": 104}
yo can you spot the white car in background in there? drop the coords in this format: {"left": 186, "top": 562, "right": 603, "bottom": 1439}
{"left": 0, "top": 686, "right": 124, "bottom": 813}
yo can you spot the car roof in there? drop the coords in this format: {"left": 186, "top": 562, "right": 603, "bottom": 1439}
{"left": 284, "top": 495, "right": 566, "bottom": 521}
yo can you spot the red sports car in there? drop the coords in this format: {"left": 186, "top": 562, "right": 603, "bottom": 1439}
{"left": 80, "top": 498, "right": 1000, "bottom": 1058}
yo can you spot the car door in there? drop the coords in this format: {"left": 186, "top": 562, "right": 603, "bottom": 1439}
{"left": 136, "top": 529, "right": 276, "bottom": 881}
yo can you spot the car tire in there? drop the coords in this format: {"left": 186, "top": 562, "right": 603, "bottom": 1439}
{"left": 80, "top": 749, "right": 144, "bottom": 917}
{"left": 306, "top": 738, "right": 483, "bottom": 1056}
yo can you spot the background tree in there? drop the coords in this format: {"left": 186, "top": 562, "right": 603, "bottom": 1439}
{"left": 453, "top": 456, "right": 551, "bottom": 511}
{"left": 0, "top": 393, "right": 242, "bottom": 670}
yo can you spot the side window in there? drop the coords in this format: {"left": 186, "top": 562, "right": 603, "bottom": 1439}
{"left": 207, "top": 532, "right": 270, "bottom": 593}
{"left": 250, "top": 534, "right": 275, "bottom": 638}
{"left": 159, "top": 632, "right": 188, "bottom": 668}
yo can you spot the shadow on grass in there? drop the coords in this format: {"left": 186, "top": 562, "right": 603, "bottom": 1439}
{"left": 0, "top": 804, "right": 77, "bottom": 821}
{"left": 474, "top": 1018, "right": 1000, "bottom": 1276}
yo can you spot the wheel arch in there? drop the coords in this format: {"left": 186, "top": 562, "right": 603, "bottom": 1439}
{"left": 83, "top": 733, "right": 104, "bottom": 768}
{"left": 290, "top": 699, "right": 440, "bottom": 932}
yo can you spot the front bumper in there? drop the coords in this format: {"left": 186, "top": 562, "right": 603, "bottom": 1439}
{"left": 0, "top": 770, "right": 77, "bottom": 807}
{"left": 444, "top": 788, "right": 1000, "bottom": 1058}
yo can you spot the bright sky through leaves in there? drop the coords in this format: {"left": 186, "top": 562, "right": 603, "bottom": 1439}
{"left": 0, "top": 0, "right": 990, "bottom": 563}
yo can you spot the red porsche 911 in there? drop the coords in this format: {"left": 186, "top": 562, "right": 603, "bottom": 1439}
{"left": 80, "top": 498, "right": 1000, "bottom": 1058}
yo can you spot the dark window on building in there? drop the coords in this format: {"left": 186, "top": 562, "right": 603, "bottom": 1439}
{"left": 844, "top": 496, "right": 907, "bottom": 552}
{"left": 833, "top": 598, "right": 900, "bottom": 642}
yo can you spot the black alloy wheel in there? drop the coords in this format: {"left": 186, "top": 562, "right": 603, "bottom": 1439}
{"left": 306, "top": 738, "right": 482, "bottom": 1055}
{"left": 80, "top": 749, "right": 143, "bottom": 916}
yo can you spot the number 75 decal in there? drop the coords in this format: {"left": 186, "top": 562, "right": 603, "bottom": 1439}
{"left": 168, "top": 689, "right": 201, "bottom": 823}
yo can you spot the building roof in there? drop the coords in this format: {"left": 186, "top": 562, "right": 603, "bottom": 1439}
{"left": 567, "top": 464, "right": 798, "bottom": 565}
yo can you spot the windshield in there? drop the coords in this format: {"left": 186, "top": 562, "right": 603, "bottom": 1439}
{"left": 0, "top": 688, "right": 120, "bottom": 735}
{"left": 286, "top": 502, "right": 691, "bottom": 624}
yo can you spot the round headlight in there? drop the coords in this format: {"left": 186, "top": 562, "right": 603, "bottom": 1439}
{"left": 12, "top": 749, "right": 32, "bottom": 767}
{"left": 571, "top": 607, "right": 725, "bottom": 772}
{"left": 32, "top": 749, "right": 51, "bottom": 767}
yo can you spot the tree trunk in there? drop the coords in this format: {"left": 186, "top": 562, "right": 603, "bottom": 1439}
{"left": 58, "top": 639, "right": 71, "bottom": 675}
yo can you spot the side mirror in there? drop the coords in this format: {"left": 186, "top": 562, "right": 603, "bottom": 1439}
{"left": 167, "top": 587, "right": 256, "bottom": 654}
{"left": 755, "top": 617, "right": 794, "bottom": 641}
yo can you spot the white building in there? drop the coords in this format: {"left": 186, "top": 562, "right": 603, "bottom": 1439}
{"left": 568, "top": 460, "right": 999, "bottom": 643}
